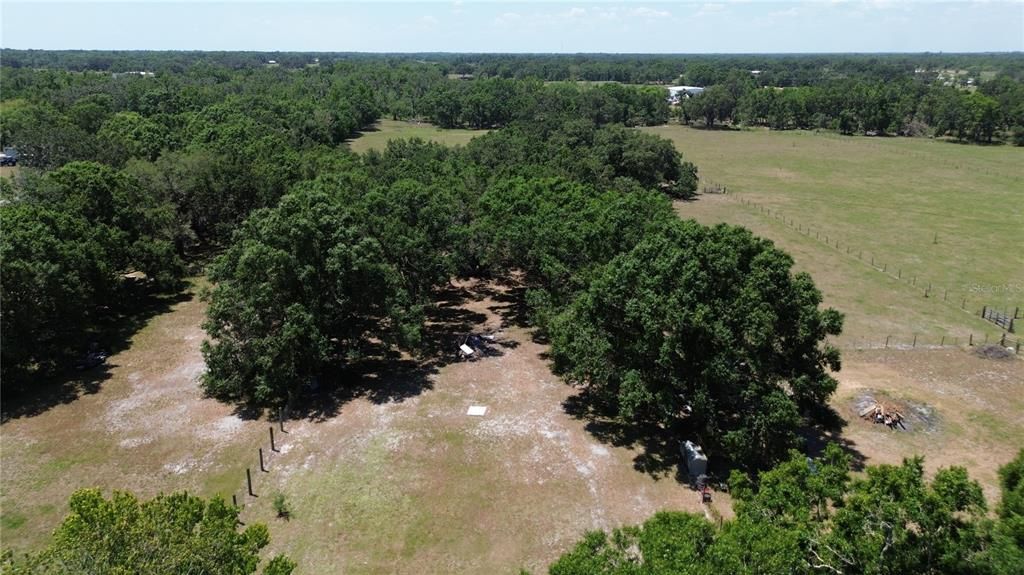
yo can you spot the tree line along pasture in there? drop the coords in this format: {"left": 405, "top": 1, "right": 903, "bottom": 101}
{"left": 1, "top": 52, "right": 1022, "bottom": 575}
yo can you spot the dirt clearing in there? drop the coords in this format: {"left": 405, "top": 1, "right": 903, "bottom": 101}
{"left": 238, "top": 280, "right": 724, "bottom": 574}
{"left": 1, "top": 279, "right": 725, "bottom": 574}
{"left": 1, "top": 282, "right": 268, "bottom": 551}
{"left": 834, "top": 348, "right": 1023, "bottom": 504}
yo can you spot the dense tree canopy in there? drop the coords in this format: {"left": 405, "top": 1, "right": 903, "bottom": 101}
{"left": 197, "top": 118, "right": 703, "bottom": 407}
{"left": 202, "top": 186, "right": 424, "bottom": 405}
{"left": 548, "top": 220, "right": 843, "bottom": 467}
{"left": 1, "top": 161, "right": 183, "bottom": 384}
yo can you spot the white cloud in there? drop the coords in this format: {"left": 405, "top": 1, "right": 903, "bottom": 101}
{"left": 493, "top": 11, "right": 522, "bottom": 27}
{"left": 420, "top": 15, "right": 439, "bottom": 27}
{"left": 694, "top": 3, "right": 727, "bottom": 18}
{"left": 631, "top": 6, "right": 672, "bottom": 19}
{"left": 770, "top": 7, "right": 800, "bottom": 19}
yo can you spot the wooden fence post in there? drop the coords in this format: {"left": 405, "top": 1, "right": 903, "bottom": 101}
{"left": 885, "top": 335, "right": 890, "bottom": 348}
{"left": 247, "top": 468, "right": 255, "bottom": 497}
{"left": 912, "top": 334, "right": 917, "bottom": 348}
{"left": 270, "top": 427, "right": 278, "bottom": 452}
{"left": 259, "top": 448, "right": 267, "bottom": 472}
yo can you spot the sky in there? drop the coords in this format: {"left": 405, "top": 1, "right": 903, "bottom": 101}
{"left": 1, "top": 1, "right": 1022, "bottom": 53}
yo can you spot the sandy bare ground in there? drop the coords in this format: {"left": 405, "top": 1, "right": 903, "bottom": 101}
{"left": 831, "top": 348, "right": 1023, "bottom": 505}
{"left": 1, "top": 279, "right": 724, "bottom": 573}
{"left": 237, "top": 279, "right": 722, "bottom": 574}
{"left": 1, "top": 285, "right": 267, "bottom": 550}
{"left": 4, "top": 277, "right": 1017, "bottom": 574}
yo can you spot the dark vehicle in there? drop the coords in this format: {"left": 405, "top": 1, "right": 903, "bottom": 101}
{"left": 0, "top": 147, "right": 19, "bottom": 166}
{"left": 75, "top": 350, "right": 108, "bottom": 371}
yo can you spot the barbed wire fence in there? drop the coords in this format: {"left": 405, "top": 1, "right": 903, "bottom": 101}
{"left": 832, "top": 332, "right": 1021, "bottom": 354}
{"left": 692, "top": 186, "right": 1021, "bottom": 347}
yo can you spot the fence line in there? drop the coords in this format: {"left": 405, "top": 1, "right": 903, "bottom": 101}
{"left": 721, "top": 193, "right": 1022, "bottom": 329}
{"left": 229, "top": 408, "right": 290, "bottom": 513}
{"left": 833, "top": 332, "right": 1021, "bottom": 354}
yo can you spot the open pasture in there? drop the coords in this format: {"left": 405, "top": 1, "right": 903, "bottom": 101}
{"left": 346, "top": 119, "right": 486, "bottom": 154}
{"left": 644, "top": 125, "right": 1024, "bottom": 346}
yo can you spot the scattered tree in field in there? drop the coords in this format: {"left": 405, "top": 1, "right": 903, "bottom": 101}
{"left": 686, "top": 85, "right": 735, "bottom": 128}
{"left": 0, "top": 489, "right": 294, "bottom": 575}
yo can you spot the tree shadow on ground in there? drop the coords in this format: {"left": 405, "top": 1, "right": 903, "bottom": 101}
{"left": 285, "top": 279, "right": 523, "bottom": 423}
{"left": 564, "top": 386, "right": 870, "bottom": 484}
{"left": 800, "top": 404, "right": 868, "bottom": 472}
{"left": 563, "top": 387, "right": 689, "bottom": 484}
{"left": 686, "top": 123, "right": 741, "bottom": 132}
{"left": 1, "top": 287, "right": 194, "bottom": 423}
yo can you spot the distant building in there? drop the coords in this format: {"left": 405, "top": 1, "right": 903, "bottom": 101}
{"left": 112, "top": 71, "right": 155, "bottom": 78}
{"left": 666, "top": 85, "right": 705, "bottom": 104}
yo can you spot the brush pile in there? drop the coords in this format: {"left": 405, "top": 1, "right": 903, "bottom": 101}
{"left": 859, "top": 401, "right": 907, "bottom": 430}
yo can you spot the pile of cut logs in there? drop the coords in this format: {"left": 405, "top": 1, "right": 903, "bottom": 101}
{"left": 859, "top": 402, "right": 907, "bottom": 430}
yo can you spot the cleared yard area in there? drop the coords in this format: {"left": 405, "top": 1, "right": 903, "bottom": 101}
{"left": 643, "top": 125, "right": 1024, "bottom": 346}
{"left": 0, "top": 279, "right": 725, "bottom": 573}
{"left": 1, "top": 282, "right": 267, "bottom": 551}
{"left": 347, "top": 119, "right": 486, "bottom": 154}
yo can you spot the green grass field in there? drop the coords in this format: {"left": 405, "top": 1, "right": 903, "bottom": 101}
{"left": 346, "top": 119, "right": 486, "bottom": 154}
{"left": 642, "top": 125, "right": 1024, "bottom": 346}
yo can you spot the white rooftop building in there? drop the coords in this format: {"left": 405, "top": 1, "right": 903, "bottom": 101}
{"left": 667, "top": 85, "right": 705, "bottom": 104}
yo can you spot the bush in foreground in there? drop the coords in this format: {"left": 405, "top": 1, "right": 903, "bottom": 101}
{"left": 1, "top": 489, "right": 295, "bottom": 575}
